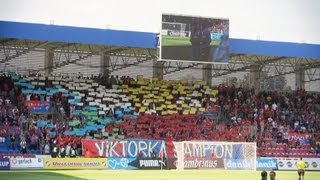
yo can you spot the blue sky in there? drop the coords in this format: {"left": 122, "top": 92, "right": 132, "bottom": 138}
{"left": 0, "top": 0, "right": 319, "bottom": 44}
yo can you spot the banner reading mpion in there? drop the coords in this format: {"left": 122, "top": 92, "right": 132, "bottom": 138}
{"left": 43, "top": 158, "right": 107, "bottom": 170}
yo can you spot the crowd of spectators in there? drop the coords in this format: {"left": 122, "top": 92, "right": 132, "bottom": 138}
{"left": 214, "top": 84, "right": 320, "bottom": 156}
{"left": 0, "top": 73, "right": 320, "bottom": 158}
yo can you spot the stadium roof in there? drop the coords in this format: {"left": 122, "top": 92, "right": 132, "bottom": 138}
{"left": 0, "top": 21, "right": 157, "bottom": 49}
{"left": 1, "top": 20, "right": 320, "bottom": 59}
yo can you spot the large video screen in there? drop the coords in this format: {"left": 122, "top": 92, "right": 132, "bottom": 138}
{"left": 160, "top": 14, "right": 229, "bottom": 64}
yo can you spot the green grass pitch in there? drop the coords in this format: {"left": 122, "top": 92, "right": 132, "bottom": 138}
{"left": 1, "top": 170, "right": 319, "bottom": 180}
{"left": 161, "top": 35, "right": 220, "bottom": 46}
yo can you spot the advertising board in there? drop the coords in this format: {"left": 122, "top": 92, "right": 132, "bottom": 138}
{"left": 256, "top": 158, "right": 278, "bottom": 170}
{"left": 43, "top": 158, "right": 107, "bottom": 170}
{"left": 277, "top": 158, "right": 320, "bottom": 171}
{"left": 10, "top": 158, "right": 43, "bottom": 169}
{"left": 0, "top": 158, "right": 10, "bottom": 170}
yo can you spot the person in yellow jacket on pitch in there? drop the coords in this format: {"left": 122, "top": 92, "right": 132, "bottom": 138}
{"left": 296, "top": 157, "right": 307, "bottom": 180}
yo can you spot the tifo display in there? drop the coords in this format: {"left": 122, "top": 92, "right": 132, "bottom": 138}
{"left": 0, "top": 72, "right": 319, "bottom": 172}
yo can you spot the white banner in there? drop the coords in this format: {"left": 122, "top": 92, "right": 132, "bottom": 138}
{"left": 277, "top": 158, "right": 320, "bottom": 171}
{"left": 10, "top": 158, "right": 43, "bottom": 169}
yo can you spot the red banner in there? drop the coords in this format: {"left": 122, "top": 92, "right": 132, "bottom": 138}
{"left": 26, "top": 100, "right": 51, "bottom": 114}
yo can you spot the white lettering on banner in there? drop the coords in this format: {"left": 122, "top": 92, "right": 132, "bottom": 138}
{"left": 226, "top": 159, "right": 254, "bottom": 169}
{"left": 215, "top": 144, "right": 232, "bottom": 158}
{"left": 203, "top": 144, "right": 211, "bottom": 156}
{"left": 10, "top": 158, "right": 43, "bottom": 169}
{"left": 109, "top": 141, "right": 120, "bottom": 157}
{"left": 215, "top": 145, "right": 223, "bottom": 158}
{"left": 0, "top": 162, "right": 9, "bottom": 166}
{"left": 147, "top": 141, "right": 155, "bottom": 157}
{"left": 138, "top": 141, "right": 148, "bottom": 157}
{"left": 184, "top": 159, "right": 218, "bottom": 168}
{"left": 18, "top": 159, "right": 31, "bottom": 164}
{"left": 194, "top": 144, "right": 202, "bottom": 157}
{"left": 119, "top": 141, "right": 128, "bottom": 157}
{"left": 288, "top": 136, "right": 306, "bottom": 141}
{"left": 159, "top": 141, "right": 167, "bottom": 158}
{"left": 0, "top": 137, "right": 5, "bottom": 143}
{"left": 128, "top": 141, "right": 138, "bottom": 157}
{"left": 287, "top": 133, "right": 308, "bottom": 141}
{"left": 139, "top": 160, "right": 165, "bottom": 167}
{"left": 94, "top": 141, "right": 120, "bottom": 157}
{"left": 185, "top": 143, "right": 192, "bottom": 157}
{"left": 257, "top": 161, "right": 277, "bottom": 168}
{"left": 184, "top": 143, "right": 233, "bottom": 158}
{"left": 92, "top": 140, "right": 167, "bottom": 158}
{"left": 95, "top": 142, "right": 105, "bottom": 157}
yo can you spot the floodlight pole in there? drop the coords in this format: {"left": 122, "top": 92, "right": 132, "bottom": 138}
{"left": 100, "top": 51, "right": 110, "bottom": 78}
{"left": 295, "top": 64, "right": 305, "bottom": 90}
{"left": 45, "top": 48, "right": 54, "bottom": 76}
{"left": 203, "top": 64, "right": 212, "bottom": 86}
{"left": 153, "top": 59, "right": 164, "bottom": 80}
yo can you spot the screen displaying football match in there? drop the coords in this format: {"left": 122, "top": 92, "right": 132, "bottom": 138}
{"left": 160, "top": 14, "right": 229, "bottom": 64}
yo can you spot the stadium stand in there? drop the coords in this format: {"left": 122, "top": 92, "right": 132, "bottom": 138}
{"left": 0, "top": 72, "right": 319, "bottom": 158}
